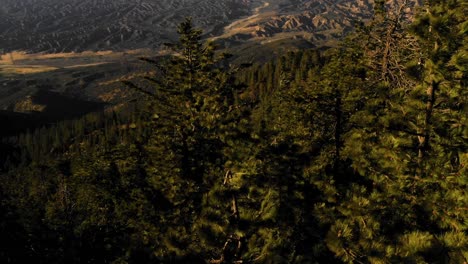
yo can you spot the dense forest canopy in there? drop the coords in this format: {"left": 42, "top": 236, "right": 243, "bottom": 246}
{"left": 0, "top": 1, "right": 467, "bottom": 263}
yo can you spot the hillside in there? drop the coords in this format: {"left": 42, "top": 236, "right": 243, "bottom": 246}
{"left": 0, "top": 0, "right": 420, "bottom": 53}
{"left": 0, "top": 0, "right": 424, "bottom": 151}
{"left": 0, "top": 0, "right": 250, "bottom": 53}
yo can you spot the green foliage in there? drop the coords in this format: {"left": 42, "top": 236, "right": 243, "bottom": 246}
{"left": 0, "top": 3, "right": 467, "bottom": 263}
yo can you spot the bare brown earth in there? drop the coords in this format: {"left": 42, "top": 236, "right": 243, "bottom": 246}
{"left": 0, "top": 0, "right": 420, "bottom": 54}
{"left": 214, "top": 0, "right": 420, "bottom": 49}
{"left": 0, "top": 0, "right": 251, "bottom": 53}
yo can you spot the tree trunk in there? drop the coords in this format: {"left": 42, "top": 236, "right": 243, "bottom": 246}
{"left": 418, "top": 80, "right": 437, "bottom": 164}
{"left": 334, "top": 91, "right": 342, "bottom": 171}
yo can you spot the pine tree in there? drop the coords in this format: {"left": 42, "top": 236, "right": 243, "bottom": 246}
{"left": 125, "top": 17, "right": 243, "bottom": 260}
{"left": 321, "top": 1, "right": 468, "bottom": 262}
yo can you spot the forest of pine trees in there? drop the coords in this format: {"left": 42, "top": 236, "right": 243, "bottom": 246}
{"left": 0, "top": 1, "right": 466, "bottom": 263}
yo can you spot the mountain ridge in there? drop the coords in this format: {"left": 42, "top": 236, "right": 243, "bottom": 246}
{"left": 0, "top": 0, "right": 421, "bottom": 53}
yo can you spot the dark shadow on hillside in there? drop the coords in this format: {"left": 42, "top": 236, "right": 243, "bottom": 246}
{"left": 0, "top": 90, "right": 105, "bottom": 138}
{"left": 31, "top": 89, "right": 105, "bottom": 120}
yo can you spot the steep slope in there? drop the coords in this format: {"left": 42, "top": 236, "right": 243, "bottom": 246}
{"left": 0, "top": 0, "right": 250, "bottom": 53}
{"left": 215, "top": 0, "right": 421, "bottom": 48}
{"left": 0, "top": 0, "right": 421, "bottom": 53}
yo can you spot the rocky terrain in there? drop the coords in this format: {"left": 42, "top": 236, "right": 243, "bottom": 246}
{"left": 218, "top": 0, "right": 421, "bottom": 49}
{"left": 0, "top": 0, "right": 251, "bottom": 53}
{"left": 0, "top": 0, "right": 420, "bottom": 53}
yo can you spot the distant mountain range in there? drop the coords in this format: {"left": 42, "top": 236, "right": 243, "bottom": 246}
{"left": 0, "top": 0, "right": 420, "bottom": 53}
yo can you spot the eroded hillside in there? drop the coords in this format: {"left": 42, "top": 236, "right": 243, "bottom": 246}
{"left": 0, "top": 0, "right": 421, "bottom": 53}
{"left": 0, "top": 0, "right": 251, "bottom": 53}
